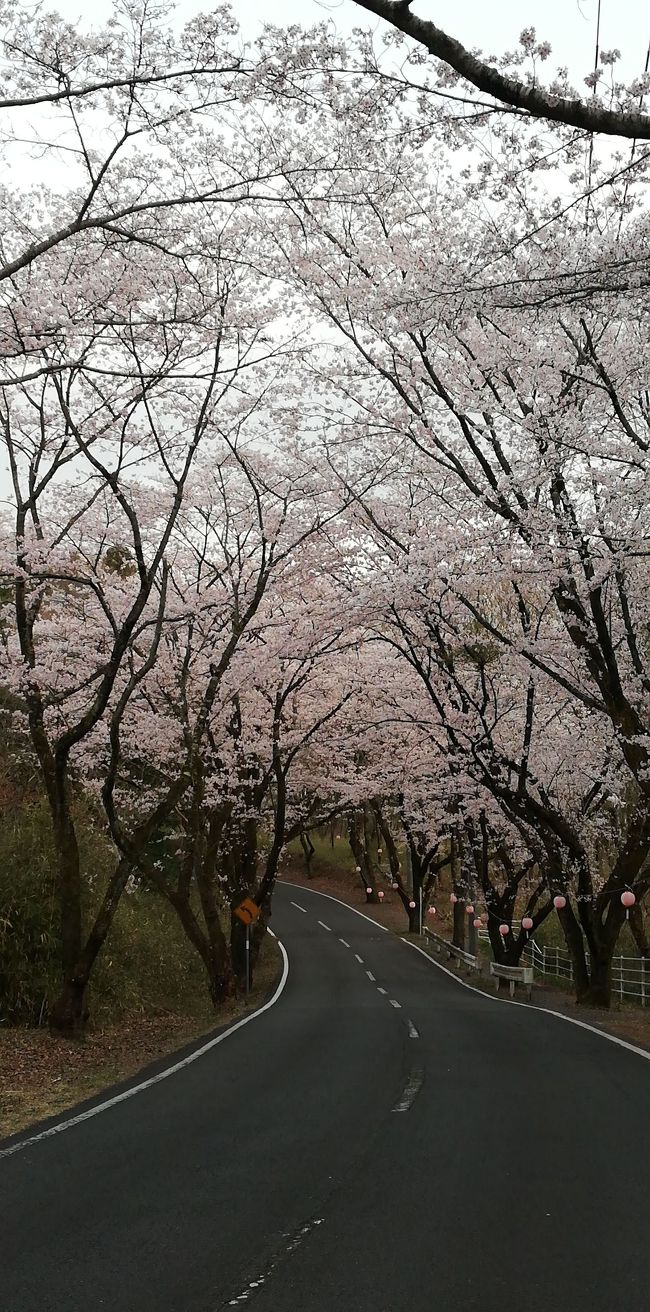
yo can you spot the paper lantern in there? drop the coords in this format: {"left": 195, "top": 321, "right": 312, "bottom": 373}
{"left": 499, "top": 923, "right": 510, "bottom": 936}
{"left": 473, "top": 918, "right": 482, "bottom": 929}
{"left": 366, "top": 886, "right": 373, "bottom": 895}
{"left": 409, "top": 900, "right": 416, "bottom": 909}
{"left": 466, "top": 904, "right": 475, "bottom": 915}
{"left": 378, "top": 890, "right": 385, "bottom": 901}
{"left": 450, "top": 893, "right": 458, "bottom": 904}
{"left": 355, "top": 865, "right": 361, "bottom": 873}
{"left": 377, "top": 847, "right": 383, "bottom": 856}
{"left": 621, "top": 889, "right": 636, "bottom": 920}
{"left": 392, "top": 881, "right": 399, "bottom": 890}
{"left": 553, "top": 895, "right": 567, "bottom": 911}
{"left": 427, "top": 906, "right": 436, "bottom": 916}
{"left": 521, "top": 916, "right": 534, "bottom": 932}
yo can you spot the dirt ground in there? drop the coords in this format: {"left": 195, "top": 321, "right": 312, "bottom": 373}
{"left": 0, "top": 936, "right": 282, "bottom": 1140}
{"left": 280, "top": 864, "right": 650, "bottom": 1054}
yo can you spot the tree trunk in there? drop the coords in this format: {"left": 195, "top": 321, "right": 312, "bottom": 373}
{"left": 48, "top": 975, "right": 89, "bottom": 1036}
{"left": 407, "top": 903, "right": 420, "bottom": 934}
{"left": 48, "top": 853, "right": 135, "bottom": 1035}
{"left": 452, "top": 899, "right": 466, "bottom": 951}
{"left": 581, "top": 953, "right": 612, "bottom": 1008}
{"left": 52, "top": 795, "right": 83, "bottom": 973}
{"left": 348, "top": 811, "right": 378, "bottom": 901}
{"left": 629, "top": 903, "right": 649, "bottom": 957}
{"left": 557, "top": 903, "right": 591, "bottom": 1001}
{"left": 300, "top": 831, "right": 315, "bottom": 877}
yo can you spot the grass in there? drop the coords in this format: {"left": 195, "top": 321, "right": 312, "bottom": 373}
{"left": 286, "top": 830, "right": 357, "bottom": 878}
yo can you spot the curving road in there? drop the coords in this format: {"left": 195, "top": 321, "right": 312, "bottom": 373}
{"left": 2, "top": 881, "right": 649, "bottom": 1311}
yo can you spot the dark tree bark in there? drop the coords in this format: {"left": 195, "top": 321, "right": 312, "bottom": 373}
{"left": 348, "top": 809, "right": 379, "bottom": 902}
{"left": 300, "top": 831, "right": 315, "bottom": 877}
{"left": 628, "top": 901, "right": 649, "bottom": 958}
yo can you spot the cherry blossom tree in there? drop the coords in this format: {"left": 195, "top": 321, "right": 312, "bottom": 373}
{"left": 266, "top": 121, "right": 650, "bottom": 1003}
{"left": 0, "top": 212, "right": 299, "bottom": 1029}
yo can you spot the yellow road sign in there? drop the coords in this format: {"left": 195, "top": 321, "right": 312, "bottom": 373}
{"left": 233, "top": 897, "right": 260, "bottom": 926}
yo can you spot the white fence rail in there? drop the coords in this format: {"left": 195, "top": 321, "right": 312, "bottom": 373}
{"left": 478, "top": 928, "right": 649, "bottom": 1005}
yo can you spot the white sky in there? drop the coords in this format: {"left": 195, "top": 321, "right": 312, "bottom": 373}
{"left": 49, "top": 0, "right": 650, "bottom": 84}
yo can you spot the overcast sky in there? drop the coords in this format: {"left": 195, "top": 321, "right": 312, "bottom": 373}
{"left": 47, "top": 0, "right": 650, "bottom": 84}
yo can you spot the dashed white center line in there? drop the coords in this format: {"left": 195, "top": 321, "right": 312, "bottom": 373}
{"left": 290, "top": 901, "right": 307, "bottom": 913}
{"left": 408, "top": 1020, "right": 419, "bottom": 1038}
{"left": 392, "top": 1066, "right": 424, "bottom": 1113}
{"left": 226, "top": 1217, "right": 325, "bottom": 1303}
{"left": 365, "top": 970, "right": 376, "bottom": 982}
{"left": 339, "top": 938, "right": 350, "bottom": 948}
{"left": 355, "top": 954, "right": 364, "bottom": 964}
{"left": 390, "top": 999, "right": 401, "bottom": 1009}
{"left": 377, "top": 987, "right": 387, "bottom": 995}
{"left": 318, "top": 921, "right": 332, "bottom": 932}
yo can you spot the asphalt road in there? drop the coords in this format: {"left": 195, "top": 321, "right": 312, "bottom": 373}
{"left": 2, "top": 881, "right": 649, "bottom": 1312}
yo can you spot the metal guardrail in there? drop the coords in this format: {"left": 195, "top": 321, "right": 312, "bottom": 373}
{"left": 478, "top": 928, "right": 649, "bottom": 1005}
{"left": 424, "top": 927, "right": 479, "bottom": 971}
{"left": 489, "top": 961, "right": 533, "bottom": 999}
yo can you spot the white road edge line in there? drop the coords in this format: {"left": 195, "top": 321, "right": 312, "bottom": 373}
{"left": 354, "top": 953, "right": 364, "bottom": 964}
{"left": 407, "top": 1020, "right": 419, "bottom": 1039}
{"left": 317, "top": 921, "right": 332, "bottom": 932}
{"left": 390, "top": 999, "right": 401, "bottom": 1009}
{"left": 279, "top": 880, "right": 389, "bottom": 933}
{"left": 0, "top": 934, "right": 290, "bottom": 1161}
{"left": 339, "top": 938, "right": 350, "bottom": 948}
{"left": 290, "top": 901, "right": 307, "bottom": 913}
{"left": 365, "top": 970, "right": 376, "bottom": 982}
{"left": 401, "top": 939, "right": 650, "bottom": 1064}
{"left": 377, "top": 987, "right": 387, "bottom": 995}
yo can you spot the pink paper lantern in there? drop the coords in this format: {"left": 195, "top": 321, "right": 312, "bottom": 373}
{"left": 553, "top": 895, "right": 567, "bottom": 911}
{"left": 499, "top": 923, "right": 510, "bottom": 936}
{"left": 355, "top": 865, "right": 361, "bottom": 874}
{"left": 378, "top": 890, "right": 385, "bottom": 901}
{"left": 521, "top": 916, "right": 534, "bottom": 932}
{"left": 473, "top": 918, "right": 482, "bottom": 929}
{"left": 409, "top": 900, "right": 416, "bottom": 909}
{"left": 392, "top": 881, "right": 399, "bottom": 890}
{"left": 450, "top": 893, "right": 458, "bottom": 904}
{"left": 466, "top": 904, "right": 475, "bottom": 915}
{"left": 621, "top": 889, "right": 636, "bottom": 920}
{"left": 366, "top": 886, "right": 373, "bottom": 895}
{"left": 427, "top": 906, "right": 437, "bottom": 916}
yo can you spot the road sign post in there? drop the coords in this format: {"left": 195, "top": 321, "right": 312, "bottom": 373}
{"left": 233, "top": 898, "right": 260, "bottom": 997}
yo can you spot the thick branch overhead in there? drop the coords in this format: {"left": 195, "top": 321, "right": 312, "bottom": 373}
{"left": 352, "top": 0, "right": 650, "bottom": 139}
